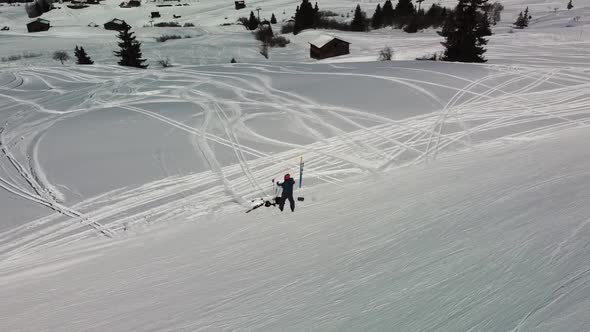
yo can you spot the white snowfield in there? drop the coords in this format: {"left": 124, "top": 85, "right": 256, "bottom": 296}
{"left": 1, "top": 0, "right": 590, "bottom": 330}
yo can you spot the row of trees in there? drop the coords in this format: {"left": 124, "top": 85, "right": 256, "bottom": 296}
{"left": 371, "top": 1, "right": 450, "bottom": 33}
{"left": 52, "top": 46, "right": 93, "bottom": 65}
{"left": 241, "top": 11, "right": 279, "bottom": 31}
{"left": 513, "top": 7, "right": 530, "bottom": 28}
{"left": 288, "top": 0, "right": 502, "bottom": 35}
{"left": 285, "top": 0, "right": 501, "bottom": 63}
{"left": 52, "top": 22, "right": 148, "bottom": 68}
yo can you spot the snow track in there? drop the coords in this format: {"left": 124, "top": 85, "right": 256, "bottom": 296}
{"left": 1, "top": 62, "right": 590, "bottom": 259}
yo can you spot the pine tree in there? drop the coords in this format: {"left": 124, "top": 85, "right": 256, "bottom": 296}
{"left": 74, "top": 45, "right": 94, "bottom": 65}
{"left": 567, "top": 0, "right": 573, "bottom": 10}
{"left": 416, "top": 0, "right": 425, "bottom": 12}
{"left": 403, "top": 16, "right": 420, "bottom": 32}
{"left": 382, "top": 0, "right": 395, "bottom": 27}
{"left": 113, "top": 22, "right": 148, "bottom": 69}
{"left": 476, "top": 10, "right": 492, "bottom": 36}
{"left": 248, "top": 11, "right": 258, "bottom": 30}
{"left": 437, "top": 9, "right": 455, "bottom": 37}
{"left": 441, "top": 0, "right": 489, "bottom": 63}
{"left": 426, "top": 3, "right": 446, "bottom": 28}
{"left": 394, "top": 0, "right": 416, "bottom": 27}
{"left": 371, "top": 4, "right": 383, "bottom": 29}
{"left": 350, "top": 4, "right": 368, "bottom": 31}
{"left": 293, "top": 0, "right": 317, "bottom": 34}
{"left": 40, "top": 0, "right": 50, "bottom": 12}
{"left": 513, "top": 8, "right": 528, "bottom": 28}
{"left": 270, "top": 13, "right": 277, "bottom": 24}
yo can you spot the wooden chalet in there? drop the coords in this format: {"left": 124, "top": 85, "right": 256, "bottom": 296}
{"left": 26, "top": 18, "right": 50, "bottom": 32}
{"left": 309, "top": 35, "right": 350, "bottom": 60}
{"left": 234, "top": 0, "right": 245, "bottom": 10}
{"left": 104, "top": 18, "right": 126, "bottom": 30}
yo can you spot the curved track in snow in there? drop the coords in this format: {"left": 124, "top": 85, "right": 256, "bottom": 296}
{"left": 0, "top": 62, "right": 589, "bottom": 260}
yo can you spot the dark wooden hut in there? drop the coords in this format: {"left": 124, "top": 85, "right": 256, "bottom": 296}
{"left": 309, "top": 35, "right": 350, "bottom": 60}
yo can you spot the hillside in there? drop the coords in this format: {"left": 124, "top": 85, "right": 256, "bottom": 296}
{"left": 1, "top": 0, "right": 590, "bottom": 330}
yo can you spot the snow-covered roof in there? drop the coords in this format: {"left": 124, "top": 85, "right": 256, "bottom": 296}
{"left": 309, "top": 35, "right": 349, "bottom": 48}
{"left": 110, "top": 18, "right": 124, "bottom": 24}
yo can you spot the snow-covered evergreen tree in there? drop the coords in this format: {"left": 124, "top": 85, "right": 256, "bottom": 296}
{"left": 350, "top": 4, "right": 368, "bottom": 31}
{"left": 382, "top": 0, "right": 395, "bottom": 27}
{"left": 74, "top": 46, "right": 94, "bottom": 65}
{"left": 371, "top": 4, "right": 383, "bottom": 29}
{"left": 441, "top": 0, "right": 489, "bottom": 63}
{"left": 113, "top": 22, "right": 148, "bottom": 69}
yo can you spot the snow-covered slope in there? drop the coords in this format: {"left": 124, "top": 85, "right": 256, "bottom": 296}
{"left": 1, "top": 127, "right": 590, "bottom": 331}
{"left": 2, "top": 60, "right": 589, "bottom": 260}
{"left": 1, "top": 0, "right": 590, "bottom": 330}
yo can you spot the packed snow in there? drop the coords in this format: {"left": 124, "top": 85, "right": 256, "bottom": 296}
{"left": 1, "top": 0, "right": 590, "bottom": 330}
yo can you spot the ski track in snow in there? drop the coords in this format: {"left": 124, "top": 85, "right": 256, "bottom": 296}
{"left": 1, "top": 62, "right": 590, "bottom": 260}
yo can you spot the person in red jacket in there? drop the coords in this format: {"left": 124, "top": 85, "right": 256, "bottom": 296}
{"left": 277, "top": 173, "right": 295, "bottom": 212}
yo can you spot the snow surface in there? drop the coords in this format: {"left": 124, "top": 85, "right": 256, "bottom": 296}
{"left": 1, "top": 0, "right": 590, "bottom": 330}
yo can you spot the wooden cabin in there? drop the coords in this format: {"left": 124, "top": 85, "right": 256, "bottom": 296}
{"left": 26, "top": 18, "right": 50, "bottom": 32}
{"left": 104, "top": 18, "right": 126, "bottom": 30}
{"left": 309, "top": 35, "right": 350, "bottom": 60}
{"left": 234, "top": 0, "right": 245, "bottom": 10}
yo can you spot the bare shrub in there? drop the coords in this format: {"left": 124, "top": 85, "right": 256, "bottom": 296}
{"left": 379, "top": 46, "right": 393, "bottom": 61}
{"left": 315, "top": 17, "right": 350, "bottom": 31}
{"left": 416, "top": 52, "right": 442, "bottom": 61}
{"left": 259, "top": 44, "right": 269, "bottom": 59}
{"left": 52, "top": 50, "right": 70, "bottom": 64}
{"left": 22, "top": 51, "right": 43, "bottom": 58}
{"left": 183, "top": 22, "right": 195, "bottom": 27}
{"left": 269, "top": 35, "right": 290, "bottom": 47}
{"left": 1, "top": 54, "right": 22, "bottom": 62}
{"left": 254, "top": 25, "right": 274, "bottom": 44}
{"left": 280, "top": 22, "right": 294, "bottom": 34}
{"left": 155, "top": 34, "right": 182, "bottom": 42}
{"left": 25, "top": 0, "right": 52, "bottom": 18}
{"left": 158, "top": 57, "right": 172, "bottom": 67}
{"left": 154, "top": 21, "right": 180, "bottom": 27}
{"left": 318, "top": 10, "right": 339, "bottom": 17}
{"left": 237, "top": 16, "right": 249, "bottom": 28}
{"left": 255, "top": 25, "right": 290, "bottom": 48}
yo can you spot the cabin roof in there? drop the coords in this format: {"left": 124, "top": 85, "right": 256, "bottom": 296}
{"left": 309, "top": 35, "right": 349, "bottom": 48}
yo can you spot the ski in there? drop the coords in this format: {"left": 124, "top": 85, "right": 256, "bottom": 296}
{"left": 299, "top": 156, "right": 304, "bottom": 188}
{"left": 298, "top": 156, "right": 305, "bottom": 201}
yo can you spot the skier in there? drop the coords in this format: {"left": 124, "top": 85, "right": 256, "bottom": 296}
{"left": 277, "top": 173, "right": 295, "bottom": 212}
